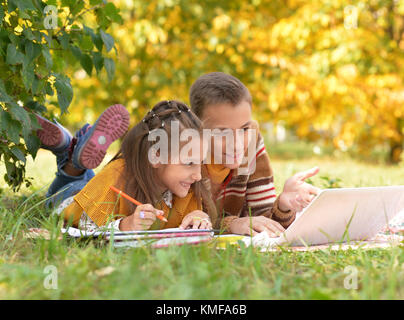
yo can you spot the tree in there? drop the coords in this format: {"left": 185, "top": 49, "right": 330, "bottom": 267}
{"left": 0, "top": 0, "right": 122, "bottom": 191}
{"left": 264, "top": 0, "right": 404, "bottom": 163}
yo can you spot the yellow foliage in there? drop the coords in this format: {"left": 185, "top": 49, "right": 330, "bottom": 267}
{"left": 213, "top": 14, "right": 231, "bottom": 30}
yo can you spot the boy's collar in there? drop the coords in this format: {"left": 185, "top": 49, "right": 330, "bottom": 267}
{"left": 204, "top": 161, "right": 231, "bottom": 185}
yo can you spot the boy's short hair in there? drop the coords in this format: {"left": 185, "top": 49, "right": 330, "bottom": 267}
{"left": 189, "top": 72, "right": 252, "bottom": 118}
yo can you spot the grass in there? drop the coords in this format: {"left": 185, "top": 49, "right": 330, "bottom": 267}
{"left": 0, "top": 148, "right": 403, "bottom": 299}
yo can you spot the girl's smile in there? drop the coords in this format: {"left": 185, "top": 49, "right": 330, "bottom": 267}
{"left": 153, "top": 137, "right": 206, "bottom": 198}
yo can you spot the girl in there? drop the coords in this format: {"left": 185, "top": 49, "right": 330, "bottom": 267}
{"left": 41, "top": 101, "right": 216, "bottom": 231}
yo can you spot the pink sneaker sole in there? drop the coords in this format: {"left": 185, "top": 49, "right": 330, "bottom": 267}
{"left": 77, "top": 104, "right": 130, "bottom": 169}
{"left": 36, "top": 115, "right": 72, "bottom": 153}
{"left": 36, "top": 116, "right": 70, "bottom": 151}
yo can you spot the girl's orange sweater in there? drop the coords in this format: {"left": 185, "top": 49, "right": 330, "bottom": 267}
{"left": 62, "top": 158, "right": 199, "bottom": 228}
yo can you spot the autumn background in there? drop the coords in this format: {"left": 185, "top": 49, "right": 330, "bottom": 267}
{"left": 63, "top": 0, "right": 404, "bottom": 164}
{"left": 2, "top": 0, "right": 404, "bottom": 191}
{"left": 0, "top": 0, "right": 403, "bottom": 300}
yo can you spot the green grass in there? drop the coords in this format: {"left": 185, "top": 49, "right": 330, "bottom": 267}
{"left": 0, "top": 149, "right": 403, "bottom": 299}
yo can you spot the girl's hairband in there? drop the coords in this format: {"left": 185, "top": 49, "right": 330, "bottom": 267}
{"left": 142, "top": 101, "right": 191, "bottom": 134}
{"left": 167, "top": 100, "right": 192, "bottom": 114}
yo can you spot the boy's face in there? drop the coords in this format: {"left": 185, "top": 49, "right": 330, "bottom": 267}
{"left": 201, "top": 100, "right": 252, "bottom": 169}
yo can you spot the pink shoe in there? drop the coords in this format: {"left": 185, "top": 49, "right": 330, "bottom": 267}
{"left": 71, "top": 104, "right": 130, "bottom": 170}
{"left": 35, "top": 115, "right": 72, "bottom": 154}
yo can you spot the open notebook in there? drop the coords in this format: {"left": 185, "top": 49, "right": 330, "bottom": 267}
{"left": 61, "top": 227, "right": 214, "bottom": 248}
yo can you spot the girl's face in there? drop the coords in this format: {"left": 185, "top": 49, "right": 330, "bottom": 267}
{"left": 154, "top": 137, "right": 207, "bottom": 198}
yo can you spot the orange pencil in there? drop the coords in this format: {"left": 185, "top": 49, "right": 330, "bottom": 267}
{"left": 110, "top": 185, "right": 168, "bottom": 222}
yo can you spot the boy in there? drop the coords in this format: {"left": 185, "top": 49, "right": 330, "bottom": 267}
{"left": 190, "top": 72, "right": 320, "bottom": 236}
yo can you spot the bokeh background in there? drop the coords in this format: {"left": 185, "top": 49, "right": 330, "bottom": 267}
{"left": 47, "top": 0, "right": 403, "bottom": 165}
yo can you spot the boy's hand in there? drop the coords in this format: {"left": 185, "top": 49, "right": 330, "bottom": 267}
{"left": 278, "top": 167, "right": 321, "bottom": 213}
{"left": 229, "top": 216, "right": 285, "bottom": 237}
{"left": 119, "top": 204, "right": 163, "bottom": 231}
{"left": 180, "top": 210, "right": 212, "bottom": 230}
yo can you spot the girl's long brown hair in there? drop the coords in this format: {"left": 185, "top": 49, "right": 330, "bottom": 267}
{"left": 111, "top": 100, "right": 217, "bottom": 226}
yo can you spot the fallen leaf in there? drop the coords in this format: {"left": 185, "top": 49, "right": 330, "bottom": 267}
{"left": 94, "top": 266, "right": 116, "bottom": 277}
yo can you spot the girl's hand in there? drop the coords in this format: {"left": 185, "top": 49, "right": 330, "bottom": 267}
{"left": 179, "top": 210, "right": 212, "bottom": 230}
{"left": 119, "top": 204, "right": 164, "bottom": 231}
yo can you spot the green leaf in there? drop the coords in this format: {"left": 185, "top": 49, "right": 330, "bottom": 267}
{"left": 22, "top": 27, "right": 35, "bottom": 41}
{"left": 80, "top": 35, "right": 94, "bottom": 51}
{"left": 70, "top": 45, "right": 82, "bottom": 60}
{"left": 24, "top": 133, "right": 40, "bottom": 159}
{"left": 7, "top": 119, "right": 22, "bottom": 144}
{"left": 104, "top": 3, "right": 123, "bottom": 24}
{"left": 95, "top": 6, "right": 112, "bottom": 30}
{"left": 0, "top": 5, "right": 4, "bottom": 22}
{"left": 0, "top": 110, "right": 11, "bottom": 132}
{"left": 15, "top": 0, "right": 36, "bottom": 12}
{"left": 45, "top": 81, "right": 54, "bottom": 96}
{"left": 100, "top": 30, "right": 114, "bottom": 52}
{"left": 8, "top": 33, "right": 20, "bottom": 46}
{"left": 58, "top": 32, "right": 70, "bottom": 50}
{"left": 83, "top": 25, "right": 95, "bottom": 37}
{"left": 31, "top": 76, "right": 42, "bottom": 95}
{"left": 10, "top": 146, "right": 26, "bottom": 164}
{"left": 0, "top": 79, "right": 12, "bottom": 103}
{"left": 0, "top": 109, "right": 6, "bottom": 132}
{"left": 54, "top": 74, "right": 73, "bottom": 113}
{"left": 21, "top": 65, "right": 35, "bottom": 91}
{"left": 24, "top": 40, "right": 34, "bottom": 61}
{"left": 25, "top": 101, "right": 46, "bottom": 115}
{"left": 43, "top": 32, "right": 54, "bottom": 46}
{"left": 42, "top": 48, "right": 53, "bottom": 69}
{"left": 80, "top": 53, "right": 93, "bottom": 76}
{"left": 18, "top": 9, "right": 31, "bottom": 20}
{"left": 92, "top": 51, "right": 104, "bottom": 73}
{"left": 21, "top": 121, "right": 32, "bottom": 144}
{"left": 9, "top": 103, "right": 31, "bottom": 128}
{"left": 91, "top": 32, "right": 104, "bottom": 52}
{"left": 104, "top": 58, "right": 115, "bottom": 82}
{"left": 5, "top": 160, "right": 16, "bottom": 181}
{"left": 7, "top": 0, "right": 18, "bottom": 12}
{"left": 28, "top": 112, "right": 42, "bottom": 130}
{"left": 70, "top": 1, "right": 85, "bottom": 16}
{"left": 6, "top": 44, "right": 24, "bottom": 65}
{"left": 61, "top": 0, "right": 75, "bottom": 7}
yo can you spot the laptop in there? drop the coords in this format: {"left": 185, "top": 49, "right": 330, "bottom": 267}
{"left": 273, "top": 186, "right": 404, "bottom": 246}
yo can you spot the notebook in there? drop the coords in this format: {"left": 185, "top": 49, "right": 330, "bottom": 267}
{"left": 61, "top": 227, "right": 214, "bottom": 248}
{"left": 245, "top": 185, "right": 404, "bottom": 247}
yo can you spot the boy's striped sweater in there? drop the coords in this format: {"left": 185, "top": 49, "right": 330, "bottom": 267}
{"left": 203, "top": 121, "right": 296, "bottom": 232}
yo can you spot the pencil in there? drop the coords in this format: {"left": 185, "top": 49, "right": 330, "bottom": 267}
{"left": 110, "top": 186, "right": 168, "bottom": 222}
